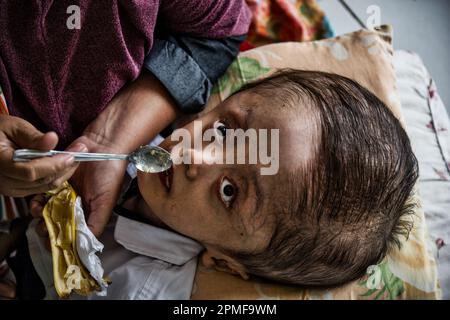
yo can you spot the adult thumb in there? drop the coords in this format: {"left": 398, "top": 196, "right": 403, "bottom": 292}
{"left": 33, "top": 131, "right": 59, "bottom": 151}
{"left": 11, "top": 117, "right": 59, "bottom": 151}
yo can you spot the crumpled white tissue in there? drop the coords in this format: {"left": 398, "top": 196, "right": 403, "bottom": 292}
{"left": 74, "top": 196, "right": 108, "bottom": 296}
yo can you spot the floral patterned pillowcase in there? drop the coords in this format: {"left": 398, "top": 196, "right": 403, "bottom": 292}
{"left": 191, "top": 26, "right": 441, "bottom": 300}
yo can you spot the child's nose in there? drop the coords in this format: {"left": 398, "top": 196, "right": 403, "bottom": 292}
{"left": 184, "top": 148, "right": 219, "bottom": 180}
{"left": 186, "top": 162, "right": 198, "bottom": 180}
{"left": 184, "top": 148, "right": 202, "bottom": 180}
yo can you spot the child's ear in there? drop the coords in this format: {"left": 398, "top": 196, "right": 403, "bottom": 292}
{"left": 201, "top": 248, "right": 249, "bottom": 280}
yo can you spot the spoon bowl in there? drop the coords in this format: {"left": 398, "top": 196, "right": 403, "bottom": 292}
{"left": 128, "top": 145, "right": 172, "bottom": 173}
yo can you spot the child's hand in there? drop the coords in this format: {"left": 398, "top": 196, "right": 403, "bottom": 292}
{"left": 29, "top": 194, "right": 51, "bottom": 251}
{"left": 29, "top": 194, "right": 47, "bottom": 218}
{"left": 0, "top": 216, "right": 34, "bottom": 300}
{"left": 0, "top": 261, "right": 15, "bottom": 299}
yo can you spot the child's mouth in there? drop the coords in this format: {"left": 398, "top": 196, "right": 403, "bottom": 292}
{"left": 158, "top": 166, "right": 173, "bottom": 193}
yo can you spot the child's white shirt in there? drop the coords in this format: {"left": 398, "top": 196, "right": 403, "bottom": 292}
{"left": 26, "top": 213, "right": 203, "bottom": 300}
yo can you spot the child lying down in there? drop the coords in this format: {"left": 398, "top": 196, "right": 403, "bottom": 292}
{"left": 28, "top": 69, "right": 419, "bottom": 299}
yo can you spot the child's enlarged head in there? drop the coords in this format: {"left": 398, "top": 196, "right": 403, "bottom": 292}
{"left": 138, "top": 69, "right": 419, "bottom": 288}
{"left": 225, "top": 70, "right": 419, "bottom": 287}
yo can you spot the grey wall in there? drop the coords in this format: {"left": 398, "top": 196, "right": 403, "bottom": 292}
{"left": 318, "top": 0, "right": 450, "bottom": 113}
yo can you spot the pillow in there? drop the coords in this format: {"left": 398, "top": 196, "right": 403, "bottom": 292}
{"left": 191, "top": 26, "right": 441, "bottom": 300}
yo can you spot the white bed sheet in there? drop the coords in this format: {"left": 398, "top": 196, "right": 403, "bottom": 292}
{"left": 394, "top": 50, "right": 450, "bottom": 299}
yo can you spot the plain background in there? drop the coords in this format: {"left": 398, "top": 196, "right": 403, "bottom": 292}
{"left": 318, "top": 0, "right": 450, "bottom": 113}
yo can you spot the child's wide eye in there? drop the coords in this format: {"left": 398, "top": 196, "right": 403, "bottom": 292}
{"left": 219, "top": 178, "right": 236, "bottom": 208}
{"left": 213, "top": 120, "right": 228, "bottom": 140}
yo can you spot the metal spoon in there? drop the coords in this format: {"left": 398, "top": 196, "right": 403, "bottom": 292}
{"left": 12, "top": 145, "right": 172, "bottom": 173}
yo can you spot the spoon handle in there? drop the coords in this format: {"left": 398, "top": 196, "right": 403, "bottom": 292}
{"left": 13, "top": 149, "right": 129, "bottom": 162}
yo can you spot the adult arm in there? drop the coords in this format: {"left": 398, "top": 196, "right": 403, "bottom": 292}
{"left": 145, "top": 34, "right": 245, "bottom": 113}
{"left": 68, "top": 71, "right": 178, "bottom": 236}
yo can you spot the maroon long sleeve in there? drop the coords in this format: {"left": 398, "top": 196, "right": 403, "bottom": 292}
{"left": 0, "top": 0, "right": 250, "bottom": 147}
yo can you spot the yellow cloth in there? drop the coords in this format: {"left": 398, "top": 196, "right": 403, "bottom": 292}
{"left": 43, "top": 182, "right": 102, "bottom": 298}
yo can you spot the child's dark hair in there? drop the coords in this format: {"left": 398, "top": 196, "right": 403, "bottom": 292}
{"left": 227, "top": 69, "right": 419, "bottom": 287}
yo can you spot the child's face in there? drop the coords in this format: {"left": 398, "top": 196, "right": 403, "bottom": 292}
{"left": 137, "top": 91, "right": 315, "bottom": 257}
